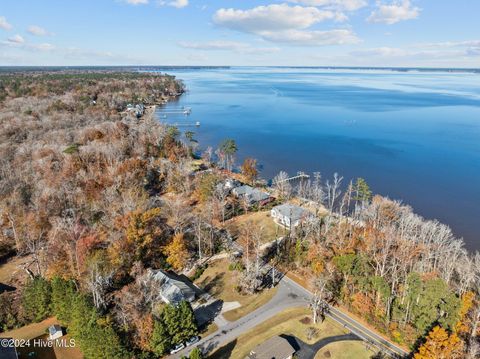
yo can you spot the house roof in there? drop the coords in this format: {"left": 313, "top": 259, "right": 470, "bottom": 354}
{"left": 234, "top": 185, "right": 270, "bottom": 203}
{"left": 233, "top": 185, "right": 253, "bottom": 196}
{"left": 246, "top": 336, "right": 295, "bottom": 359}
{"left": 48, "top": 325, "right": 62, "bottom": 335}
{"left": 272, "top": 204, "right": 311, "bottom": 222}
{"left": 151, "top": 270, "right": 195, "bottom": 304}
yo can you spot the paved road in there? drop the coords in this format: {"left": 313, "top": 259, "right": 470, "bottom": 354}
{"left": 283, "top": 276, "right": 408, "bottom": 358}
{"left": 170, "top": 278, "right": 308, "bottom": 358}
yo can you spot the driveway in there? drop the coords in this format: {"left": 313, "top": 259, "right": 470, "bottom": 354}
{"left": 171, "top": 277, "right": 309, "bottom": 358}
{"left": 172, "top": 273, "right": 408, "bottom": 358}
{"left": 280, "top": 333, "right": 361, "bottom": 359}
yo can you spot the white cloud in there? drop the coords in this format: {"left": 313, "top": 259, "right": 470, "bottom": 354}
{"left": 27, "top": 25, "right": 52, "bottom": 36}
{"left": 261, "top": 29, "right": 360, "bottom": 46}
{"left": 213, "top": 4, "right": 358, "bottom": 47}
{"left": 158, "top": 0, "right": 189, "bottom": 8}
{"left": 124, "top": 0, "right": 149, "bottom": 4}
{"left": 466, "top": 47, "right": 480, "bottom": 57}
{"left": 289, "top": 0, "right": 367, "bottom": 11}
{"left": 368, "top": 0, "right": 420, "bottom": 25}
{"left": 178, "top": 40, "right": 280, "bottom": 54}
{"left": 350, "top": 44, "right": 480, "bottom": 62}
{"left": 0, "top": 16, "right": 12, "bottom": 30}
{"left": 213, "top": 4, "right": 337, "bottom": 33}
{"left": 350, "top": 46, "right": 409, "bottom": 57}
{"left": 30, "top": 43, "right": 55, "bottom": 51}
{"left": 6, "top": 34, "right": 25, "bottom": 45}
{"left": 415, "top": 40, "right": 480, "bottom": 49}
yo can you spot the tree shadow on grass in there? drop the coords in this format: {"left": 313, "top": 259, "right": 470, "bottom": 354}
{"left": 207, "top": 339, "right": 237, "bottom": 359}
{"left": 200, "top": 272, "right": 225, "bottom": 297}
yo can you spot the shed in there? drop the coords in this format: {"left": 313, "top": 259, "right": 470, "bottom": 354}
{"left": 48, "top": 324, "right": 64, "bottom": 340}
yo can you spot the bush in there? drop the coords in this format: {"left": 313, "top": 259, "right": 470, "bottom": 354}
{"left": 190, "top": 264, "right": 207, "bottom": 281}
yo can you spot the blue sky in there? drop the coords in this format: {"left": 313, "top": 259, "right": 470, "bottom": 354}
{"left": 0, "top": 0, "right": 479, "bottom": 67}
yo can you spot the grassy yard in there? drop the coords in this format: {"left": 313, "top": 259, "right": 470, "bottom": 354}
{"left": 210, "top": 308, "right": 353, "bottom": 359}
{"left": 225, "top": 210, "right": 288, "bottom": 244}
{"left": 0, "top": 317, "right": 83, "bottom": 359}
{"left": 314, "top": 341, "right": 373, "bottom": 359}
{"left": 194, "top": 259, "right": 278, "bottom": 322}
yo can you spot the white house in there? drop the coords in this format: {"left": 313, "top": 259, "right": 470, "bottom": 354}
{"left": 216, "top": 178, "right": 241, "bottom": 194}
{"left": 48, "top": 325, "right": 64, "bottom": 340}
{"left": 271, "top": 203, "right": 312, "bottom": 228}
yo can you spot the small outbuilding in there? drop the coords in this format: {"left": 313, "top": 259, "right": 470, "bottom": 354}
{"left": 48, "top": 324, "right": 64, "bottom": 340}
{"left": 271, "top": 203, "right": 312, "bottom": 228}
{"left": 246, "top": 335, "right": 295, "bottom": 359}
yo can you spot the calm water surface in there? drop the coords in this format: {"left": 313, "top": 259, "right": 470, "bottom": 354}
{"left": 155, "top": 67, "right": 480, "bottom": 250}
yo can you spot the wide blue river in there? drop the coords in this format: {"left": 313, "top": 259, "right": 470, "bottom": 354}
{"left": 155, "top": 67, "right": 480, "bottom": 250}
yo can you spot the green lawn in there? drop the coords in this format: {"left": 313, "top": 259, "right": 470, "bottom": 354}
{"left": 315, "top": 340, "right": 374, "bottom": 359}
{"left": 210, "top": 308, "right": 352, "bottom": 359}
{"left": 225, "top": 210, "right": 287, "bottom": 244}
{"left": 194, "top": 259, "right": 278, "bottom": 322}
{"left": 1, "top": 317, "right": 84, "bottom": 359}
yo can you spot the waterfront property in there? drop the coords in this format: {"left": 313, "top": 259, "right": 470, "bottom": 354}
{"left": 156, "top": 67, "right": 480, "bottom": 250}
{"left": 271, "top": 203, "right": 312, "bottom": 228}
{"left": 216, "top": 178, "right": 242, "bottom": 194}
{"left": 232, "top": 185, "right": 271, "bottom": 206}
{"left": 246, "top": 335, "right": 295, "bottom": 359}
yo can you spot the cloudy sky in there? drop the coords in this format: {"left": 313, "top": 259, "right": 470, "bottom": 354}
{"left": 1, "top": 0, "right": 479, "bottom": 67}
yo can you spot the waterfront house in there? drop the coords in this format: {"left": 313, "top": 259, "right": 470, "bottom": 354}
{"left": 232, "top": 185, "right": 271, "bottom": 205}
{"left": 149, "top": 269, "right": 196, "bottom": 305}
{"left": 48, "top": 324, "right": 64, "bottom": 340}
{"left": 271, "top": 203, "right": 312, "bottom": 228}
{"left": 216, "top": 178, "right": 242, "bottom": 194}
{"left": 246, "top": 335, "right": 295, "bottom": 359}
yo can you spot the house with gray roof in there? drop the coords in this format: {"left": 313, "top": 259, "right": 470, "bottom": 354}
{"left": 232, "top": 185, "right": 271, "bottom": 205}
{"left": 246, "top": 335, "right": 295, "bottom": 359}
{"left": 149, "top": 270, "right": 196, "bottom": 305}
{"left": 271, "top": 203, "right": 312, "bottom": 228}
{"left": 216, "top": 178, "right": 242, "bottom": 194}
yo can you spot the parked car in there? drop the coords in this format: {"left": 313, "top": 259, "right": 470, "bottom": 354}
{"left": 170, "top": 343, "right": 185, "bottom": 354}
{"left": 185, "top": 335, "right": 200, "bottom": 346}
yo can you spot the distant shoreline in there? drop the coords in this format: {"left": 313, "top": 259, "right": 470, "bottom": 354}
{"left": 0, "top": 65, "right": 479, "bottom": 74}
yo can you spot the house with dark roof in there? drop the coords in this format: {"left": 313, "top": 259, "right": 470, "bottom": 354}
{"left": 246, "top": 336, "right": 295, "bottom": 359}
{"left": 149, "top": 269, "right": 196, "bottom": 305}
{"left": 271, "top": 203, "right": 312, "bottom": 228}
{"left": 232, "top": 185, "right": 271, "bottom": 205}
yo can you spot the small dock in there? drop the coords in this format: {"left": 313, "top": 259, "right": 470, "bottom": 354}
{"left": 275, "top": 172, "right": 310, "bottom": 184}
{"left": 158, "top": 106, "right": 192, "bottom": 116}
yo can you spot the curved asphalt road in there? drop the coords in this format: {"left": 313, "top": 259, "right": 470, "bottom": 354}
{"left": 171, "top": 275, "right": 409, "bottom": 358}
{"left": 171, "top": 278, "right": 308, "bottom": 358}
